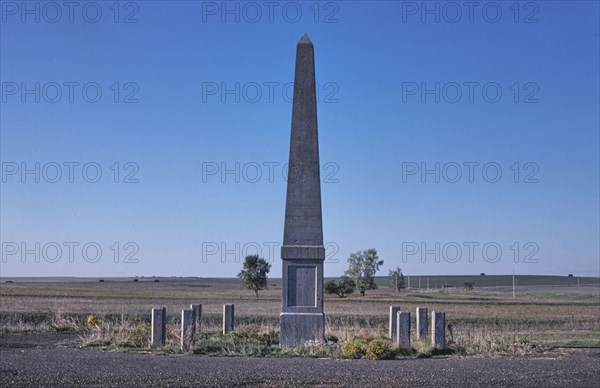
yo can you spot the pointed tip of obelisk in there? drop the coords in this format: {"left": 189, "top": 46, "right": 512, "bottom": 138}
{"left": 298, "top": 33, "right": 312, "bottom": 45}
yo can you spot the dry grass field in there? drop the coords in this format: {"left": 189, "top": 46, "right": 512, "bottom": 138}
{"left": 1, "top": 275, "right": 599, "bottom": 355}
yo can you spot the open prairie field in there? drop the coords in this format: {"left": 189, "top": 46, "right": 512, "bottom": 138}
{"left": 1, "top": 275, "right": 599, "bottom": 348}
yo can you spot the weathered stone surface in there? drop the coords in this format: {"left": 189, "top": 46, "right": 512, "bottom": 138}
{"left": 281, "top": 245, "right": 325, "bottom": 259}
{"left": 280, "top": 313, "right": 324, "bottom": 347}
{"left": 223, "top": 304, "right": 234, "bottom": 334}
{"left": 397, "top": 311, "right": 411, "bottom": 350}
{"left": 284, "top": 261, "right": 322, "bottom": 308}
{"left": 432, "top": 311, "right": 446, "bottom": 348}
{"left": 388, "top": 306, "right": 400, "bottom": 338}
{"left": 282, "top": 33, "right": 322, "bottom": 248}
{"left": 190, "top": 304, "right": 202, "bottom": 334}
{"left": 151, "top": 307, "right": 166, "bottom": 346}
{"left": 280, "top": 34, "right": 325, "bottom": 347}
{"left": 416, "top": 307, "right": 428, "bottom": 339}
{"left": 181, "top": 308, "right": 195, "bottom": 351}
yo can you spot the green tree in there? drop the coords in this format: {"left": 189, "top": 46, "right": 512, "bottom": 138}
{"left": 324, "top": 276, "right": 356, "bottom": 298}
{"left": 389, "top": 267, "right": 406, "bottom": 292}
{"left": 338, "top": 276, "right": 357, "bottom": 297}
{"left": 237, "top": 255, "right": 271, "bottom": 297}
{"left": 324, "top": 280, "right": 338, "bottom": 295}
{"left": 344, "top": 248, "right": 384, "bottom": 297}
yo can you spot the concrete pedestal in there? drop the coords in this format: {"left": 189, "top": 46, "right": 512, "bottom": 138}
{"left": 190, "top": 304, "right": 202, "bottom": 334}
{"left": 416, "top": 307, "right": 428, "bottom": 339}
{"left": 151, "top": 307, "right": 166, "bottom": 347}
{"left": 432, "top": 311, "right": 446, "bottom": 349}
{"left": 389, "top": 306, "right": 400, "bottom": 339}
{"left": 223, "top": 304, "right": 234, "bottom": 334}
{"left": 280, "top": 312, "right": 324, "bottom": 346}
{"left": 181, "top": 308, "right": 195, "bottom": 351}
{"left": 280, "top": 257, "right": 324, "bottom": 346}
{"left": 397, "top": 311, "right": 411, "bottom": 350}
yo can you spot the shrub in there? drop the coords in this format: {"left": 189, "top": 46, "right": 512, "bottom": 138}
{"left": 127, "top": 323, "right": 150, "bottom": 347}
{"left": 501, "top": 334, "right": 532, "bottom": 355}
{"left": 342, "top": 336, "right": 395, "bottom": 360}
{"left": 235, "top": 324, "right": 260, "bottom": 339}
{"left": 325, "top": 280, "right": 339, "bottom": 295}
{"left": 341, "top": 338, "right": 367, "bottom": 359}
{"left": 49, "top": 311, "right": 80, "bottom": 332}
{"left": 86, "top": 315, "right": 101, "bottom": 327}
{"left": 364, "top": 338, "right": 394, "bottom": 360}
{"left": 324, "top": 276, "right": 356, "bottom": 298}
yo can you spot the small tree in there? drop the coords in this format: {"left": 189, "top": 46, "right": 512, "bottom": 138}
{"left": 324, "top": 280, "right": 338, "bottom": 295}
{"left": 237, "top": 255, "right": 271, "bottom": 297}
{"left": 338, "top": 276, "right": 356, "bottom": 297}
{"left": 389, "top": 267, "right": 406, "bottom": 292}
{"left": 464, "top": 281, "right": 474, "bottom": 291}
{"left": 325, "top": 276, "right": 356, "bottom": 298}
{"left": 344, "top": 248, "right": 384, "bottom": 297}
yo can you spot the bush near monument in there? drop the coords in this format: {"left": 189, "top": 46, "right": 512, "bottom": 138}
{"left": 340, "top": 336, "right": 394, "bottom": 360}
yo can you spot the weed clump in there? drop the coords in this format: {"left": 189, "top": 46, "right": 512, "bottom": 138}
{"left": 364, "top": 338, "right": 394, "bottom": 360}
{"left": 234, "top": 324, "right": 260, "bottom": 339}
{"left": 86, "top": 315, "right": 101, "bottom": 327}
{"left": 341, "top": 336, "right": 394, "bottom": 360}
{"left": 50, "top": 311, "right": 79, "bottom": 332}
{"left": 340, "top": 338, "right": 366, "bottom": 359}
{"left": 127, "top": 323, "right": 150, "bottom": 347}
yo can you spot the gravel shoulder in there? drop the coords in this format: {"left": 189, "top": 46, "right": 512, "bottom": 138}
{"left": 1, "top": 333, "right": 599, "bottom": 387}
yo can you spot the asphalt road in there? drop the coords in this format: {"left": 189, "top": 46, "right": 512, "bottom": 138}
{"left": 1, "top": 333, "right": 599, "bottom": 387}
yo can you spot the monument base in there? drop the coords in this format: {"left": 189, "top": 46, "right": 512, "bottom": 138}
{"left": 279, "top": 312, "right": 325, "bottom": 347}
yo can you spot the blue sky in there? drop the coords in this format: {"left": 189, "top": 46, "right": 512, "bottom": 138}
{"left": 1, "top": 1, "right": 598, "bottom": 278}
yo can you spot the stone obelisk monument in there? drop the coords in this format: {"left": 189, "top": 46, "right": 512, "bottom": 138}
{"left": 280, "top": 34, "right": 325, "bottom": 347}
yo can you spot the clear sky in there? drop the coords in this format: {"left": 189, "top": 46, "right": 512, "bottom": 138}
{"left": 1, "top": 1, "right": 598, "bottom": 278}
